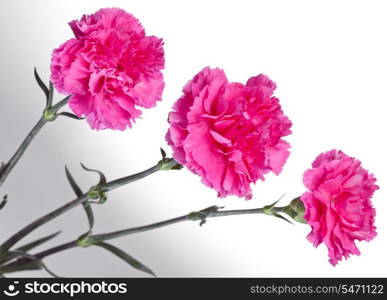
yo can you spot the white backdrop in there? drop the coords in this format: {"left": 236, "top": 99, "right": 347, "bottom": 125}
{"left": 0, "top": 0, "right": 386, "bottom": 277}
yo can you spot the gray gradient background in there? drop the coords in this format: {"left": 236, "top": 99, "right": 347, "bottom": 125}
{"left": 1, "top": 0, "right": 387, "bottom": 277}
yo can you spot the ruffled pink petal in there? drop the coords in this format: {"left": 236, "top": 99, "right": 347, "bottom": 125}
{"left": 302, "top": 149, "right": 379, "bottom": 266}
{"left": 50, "top": 8, "right": 164, "bottom": 130}
{"left": 166, "top": 67, "right": 292, "bottom": 199}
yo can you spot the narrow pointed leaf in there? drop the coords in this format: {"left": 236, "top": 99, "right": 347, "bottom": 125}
{"left": 267, "top": 194, "right": 286, "bottom": 209}
{"left": 96, "top": 242, "right": 155, "bottom": 277}
{"left": 9, "top": 251, "right": 61, "bottom": 278}
{"left": 160, "top": 148, "right": 167, "bottom": 160}
{"left": 0, "top": 231, "right": 61, "bottom": 264}
{"left": 82, "top": 202, "right": 94, "bottom": 232}
{"left": 0, "top": 256, "right": 41, "bottom": 274}
{"left": 65, "top": 166, "right": 83, "bottom": 197}
{"left": 80, "top": 163, "right": 107, "bottom": 185}
{"left": 51, "top": 95, "right": 70, "bottom": 112}
{"left": 57, "top": 112, "right": 84, "bottom": 120}
{"left": 0, "top": 161, "right": 6, "bottom": 172}
{"left": 0, "top": 195, "right": 7, "bottom": 210}
{"left": 34, "top": 67, "right": 49, "bottom": 100}
{"left": 272, "top": 212, "right": 293, "bottom": 224}
{"left": 65, "top": 166, "right": 94, "bottom": 231}
{"left": 17, "top": 231, "right": 61, "bottom": 253}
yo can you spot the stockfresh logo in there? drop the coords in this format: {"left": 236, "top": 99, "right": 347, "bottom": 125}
{"left": 3, "top": 281, "right": 20, "bottom": 297}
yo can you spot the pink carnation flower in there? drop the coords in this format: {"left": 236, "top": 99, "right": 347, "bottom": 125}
{"left": 50, "top": 8, "right": 165, "bottom": 130}
{"left": 301, "top": 150, "right": 378, "bottom": 265}
{"left": 166, "top": 67, "right": 292, "bottom": 199}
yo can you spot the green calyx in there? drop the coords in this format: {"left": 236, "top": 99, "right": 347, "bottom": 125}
{"left": 158, "top": 158, "right": 183, "bottom": 171}
{"left": 261, "top": 198, "right": 293, "bottom": 224}
{"left": 262, "top": 204, "right": 275, "bottom": 216}
{"left": 87, "top": 186, "right": 107, "bottom": 204}
{"left": 283, "top": 197, "right": 307, "bottom": 224}
{"left": 157, "top": 148, "right": 183, "bottom": 171}
{"left": 43, "top": 107, "right": 57, "bottom": 122}
{"left": 77, "top": 234, "right": 98, "bottom": 248}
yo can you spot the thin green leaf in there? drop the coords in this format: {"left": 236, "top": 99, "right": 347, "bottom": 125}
{"left": 160, "top": 148, "right": 167, "bottom": 160}
{"left": 82, "top": 202, "right": 94, "bottom": 232}
{"left": 57, "top": 112, "right": 84, "bottom": 120}
{"left": 10, "top": 251, "right": 61, "bottom": 278}
{"left": 80, "top": 163, "right": 107, "bottom": 185}
{"left": 0, "top": 161, "right": 6, "bottom": 172}
{"left": 267, "top": 194, "right": 286, "bottom": 209}
{"left": 17, "top": 231, "right": 61, "bottom": 253}
{"left": 65, "top": 166, "right": 83, "bottom": 197}
{"left": 96, "top": 242, "right": 155, "bottom": 277}
{"left": 34, "top": 67, "right": 49, "bottom": 100}
{"left": 65, "top": 166, "right": 94, "bottom": 231}
{"left": 0, "top": 231, "right": 61, "bottom": 264}
{"left": 0, "top": 195, "right": 7, "bottom": 210}
{"left": 0, "top": 256, "right": 41, "bottom": 274}
{"left": 272, "top": 212, "right": 293, "bottom": 224}
{"left": 51, "top": 95, "right": 70, "bottom": 112}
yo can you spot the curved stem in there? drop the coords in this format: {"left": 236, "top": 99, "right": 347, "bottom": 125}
{"left": 88, "top": 207, "right": 288, "bottom": 243}
{"left": 0, "top": 205, "right": 286, "bottom": 274}
{"left": 0, "top": 116, "right": 47, "bottom": 186}
{"left": 0, "top": 159, "right": 177, "bottom": 255}
{"left": 90, "top": 215, "right": 189, "bottom": 242}
{"left": 0, "top": 205, "right": 294, "bottom": 275}
{"left": 36, "top": 240, "right": 78, "bottom": 260}
{"left": 0, "top": 94, "right": 71, "bottom": 188}
{"left": 0, "top": 241, "right": 77, "bottom": 275}
{"left": 0, "top": 195, "right": 88, "bottom": 255}
{"left": 102, "top": 164, "right": 160, "bottom": 192}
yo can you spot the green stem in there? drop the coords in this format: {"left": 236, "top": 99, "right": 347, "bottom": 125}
{"left": 0, "top": 96, "right": 70, "bottom": 187}
{"left": 0, "top": 159, "right": 179, "bottom": 256}
{"left": 0, "top": 205, "right": 289, "bottom": 274}
{"left": 101, "top": 165, "right": 160, "bottom": 192}
{"left": 88, "top": 206, "right": 286, "bottom": 243}
{"left": 0, "top": 195, "right": 88, "bottom": 256}
{"left": 0, "top": 117, "right": 47, "bottom": 186}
